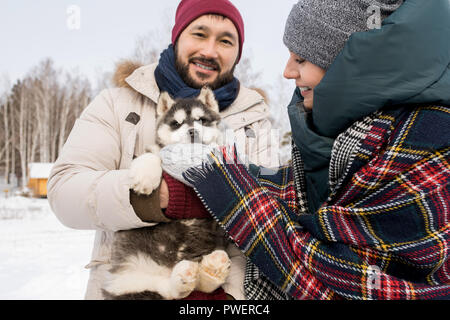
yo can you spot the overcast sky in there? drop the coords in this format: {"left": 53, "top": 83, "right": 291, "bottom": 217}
{"left": 0, "top": 0, "right": 297, "bottom": 91}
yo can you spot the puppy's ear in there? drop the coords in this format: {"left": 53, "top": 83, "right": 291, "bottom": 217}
{"left": 157, "top": 92, "right": 175, "bottom": 116}
{"left": 198, "top": 87, "right": 219, "bottom": 114}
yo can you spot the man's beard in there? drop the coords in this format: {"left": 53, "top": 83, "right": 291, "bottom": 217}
{"left": 174, "top": 46, "right": 236, "bottom": 90}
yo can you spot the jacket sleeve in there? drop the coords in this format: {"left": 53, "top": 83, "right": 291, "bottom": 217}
{"left": 47, "top": 89, "right": 157, "bottom": 232}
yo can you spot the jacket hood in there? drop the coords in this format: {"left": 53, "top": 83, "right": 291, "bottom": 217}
{"left": 312, "top": 0, "right": 450, "bottom": 138}
{"left": 112, "top": 60, "right": 144, "bottom": 90}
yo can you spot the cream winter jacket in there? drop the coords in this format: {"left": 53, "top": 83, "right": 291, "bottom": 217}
{"left": 47, "top": 62, "right": 279, "bottom": 300}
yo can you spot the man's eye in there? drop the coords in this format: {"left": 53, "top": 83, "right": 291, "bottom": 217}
{"left": 296, "top": 59, "right": 305, "bottom": 64}
{"left": 221, "top": 39, "right": 233, "bottom": 46}
{"left": 193, "top": 32, "right": 206, "bottom": 38}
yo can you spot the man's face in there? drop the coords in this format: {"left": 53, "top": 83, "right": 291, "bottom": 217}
{"left": 175, "top": 15, "right": 240, "bottom": 90}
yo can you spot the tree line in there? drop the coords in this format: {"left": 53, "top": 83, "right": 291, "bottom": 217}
{"left": 0, "top": 59, "right": 92, "bottom": 187}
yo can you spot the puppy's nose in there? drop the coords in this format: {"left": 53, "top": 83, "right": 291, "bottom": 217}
{"left": 188, "top": 129, "right": 200, "bottom": 142}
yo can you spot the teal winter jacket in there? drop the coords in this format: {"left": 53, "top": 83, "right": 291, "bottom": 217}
{"left": 288, "top": 0, "right": 450, "bottom": 212}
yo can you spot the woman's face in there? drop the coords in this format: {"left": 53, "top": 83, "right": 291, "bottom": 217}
{"left": 283, "top": 51, "right": 326, "bottom": 110}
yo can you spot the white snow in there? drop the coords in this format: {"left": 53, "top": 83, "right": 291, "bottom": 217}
{"left": 28, "top": 163, "right": 54, "bottom": 179}
{"left": 0, "top": 196, "right": 95, "bottom": 300}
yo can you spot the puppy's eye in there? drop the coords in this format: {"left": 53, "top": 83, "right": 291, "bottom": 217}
{"left": 198, "top": 118, "right": 214, "bottom": 126}
{"left": 197, "top": 117, "right": 210, "bottom": 124}
{"left": 170, "top": 121, "right": 182, "bottom": 129}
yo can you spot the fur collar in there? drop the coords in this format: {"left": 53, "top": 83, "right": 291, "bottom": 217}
{"left": 113, "top": 60, "right": 144, "bottom": 89}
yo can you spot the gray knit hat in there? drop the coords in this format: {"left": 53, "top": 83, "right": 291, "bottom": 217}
{"left": 283, "top": 0, "right": 404, "bottom": 70}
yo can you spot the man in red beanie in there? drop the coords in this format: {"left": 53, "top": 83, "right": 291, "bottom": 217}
{"left": 48, "top": 0, "right": 280, "bottom": 301}
{"left": 172, "top": 0, "right": 245, "bottom": 59}
{"left": 154, "top": 0, "right": 245, "bottom": 98}
{"left": 153, "top": 0, "right": 250, "bottom": 300}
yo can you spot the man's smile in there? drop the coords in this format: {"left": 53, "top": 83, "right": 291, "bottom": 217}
{"left": 189, "top": 58, "right": 220, "bottom": 76}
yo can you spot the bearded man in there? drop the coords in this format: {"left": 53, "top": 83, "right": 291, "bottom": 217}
{"left": 48, "top": 0, "right": 279, "bottom": 300}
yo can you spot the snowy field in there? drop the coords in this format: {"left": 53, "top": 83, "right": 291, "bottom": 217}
{"left": 0, "top": 196, "right": 95, "bottom": 300}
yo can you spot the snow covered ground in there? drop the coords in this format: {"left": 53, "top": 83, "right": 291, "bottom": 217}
{"left": 0, "top": 196, "right": 95, "bottom": 300}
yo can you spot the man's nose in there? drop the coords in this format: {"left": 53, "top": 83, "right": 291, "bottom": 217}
{"left": 199, "top": 39, "right": 219, "bottom": 59}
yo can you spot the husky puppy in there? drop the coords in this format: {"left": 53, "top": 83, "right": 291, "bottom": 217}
{"left": 102, "top": 88, "right": 231, "bottom": 300}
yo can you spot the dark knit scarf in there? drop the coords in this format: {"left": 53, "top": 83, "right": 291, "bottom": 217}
{"left": 154, "top": 45, "right": 240, "bottom": 111}
{"left": 287, "top": 88, "right": 334, "bottom": 214}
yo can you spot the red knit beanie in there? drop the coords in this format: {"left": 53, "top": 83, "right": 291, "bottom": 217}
{"left": 171, "top": 0, "right": 245, "bottom": 62}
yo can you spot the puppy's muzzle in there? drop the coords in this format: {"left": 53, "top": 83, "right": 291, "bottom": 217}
{"left": 188, "top": 129, "right": 200, "bottom": 143}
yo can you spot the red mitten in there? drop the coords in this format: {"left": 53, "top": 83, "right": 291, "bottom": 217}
{"left": 162, "top": 172, "right": 210, "bottom": 220}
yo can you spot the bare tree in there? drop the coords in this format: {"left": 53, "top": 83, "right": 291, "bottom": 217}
{"left": 267, "top": 75, "right": 294, "bottom": 129}
{"left": 1, "top": 96, "right": 11, "bottom": 184}
{"left": 234, "top": 53, "right": 265, "bottom": 90}
{"left": 131, "top": 8, "right": 173, "bottom": 65}
{"left": 16, "top": 80, "right": 29, "bottom": 188}
{"left": 8, "top": 78, "right": 36, "bottom": 187}
{"left": 0, "top": 75, "right": 12, "bottom": 183}
{"left": 0, "top": 59, "right": 93, "bottom": 187}
{"left": 266, "top": 74, "right": 295, "bottom": 164}
{"left": 30, "top": 59, "right": 60, "bottom": 163}
{"left": 57, "top": 72, "right": 91, "bottom": 153}
{"left": 132, "top": 29, "right": 171, "bottom": 65}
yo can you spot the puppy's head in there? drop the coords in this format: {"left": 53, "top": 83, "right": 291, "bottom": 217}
{"left": 156, "top": 87, "right": 222, "bottom": 147}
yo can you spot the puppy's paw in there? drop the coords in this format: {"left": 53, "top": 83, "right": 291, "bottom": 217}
{"left": 197, "top": 250, "right": 231, "bottom": 293}
{"left": 170, "top": 260, "right": 199, "bottom": 299}
{"left": 146, "top": 144, "right": 161, "bottom": 154}
{"left": 129, "top": 153, "right": 162, "bottom": 195}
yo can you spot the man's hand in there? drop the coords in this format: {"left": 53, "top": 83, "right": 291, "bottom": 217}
{"left": 160, "top": 178, "right": 169, "bottom": 209}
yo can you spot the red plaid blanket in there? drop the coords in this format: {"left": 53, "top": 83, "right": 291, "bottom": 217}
{"left": 184, "top": 105, "right": 450, "bottom": 299}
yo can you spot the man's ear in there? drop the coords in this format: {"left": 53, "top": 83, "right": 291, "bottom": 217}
{"left": 198, "top": 87, "right": 219, "bottom": 114}
{"left": 157, "top": 92, "right": 175, "bottom": 116}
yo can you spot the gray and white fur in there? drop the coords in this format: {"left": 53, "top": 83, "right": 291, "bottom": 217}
{"left": 102, "top": 87, "right": 231, "bottom": 300}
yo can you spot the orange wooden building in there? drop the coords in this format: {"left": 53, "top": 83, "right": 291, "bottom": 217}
{"left": 27, "top": 163, "right": 53, "bottom": 198}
